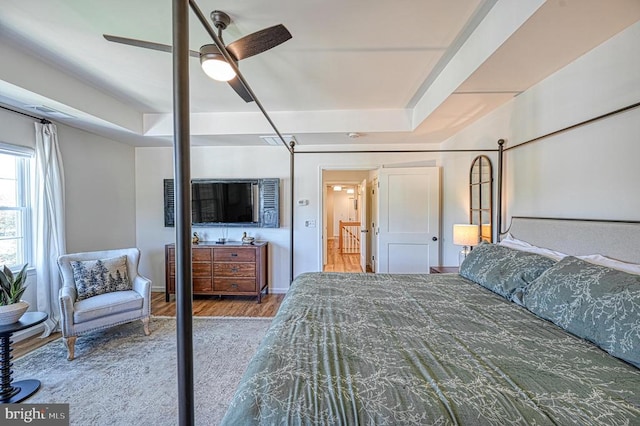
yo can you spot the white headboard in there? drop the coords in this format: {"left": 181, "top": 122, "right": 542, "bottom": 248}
{"left": 504, "top": 217, "right": 640, "bottom": 264}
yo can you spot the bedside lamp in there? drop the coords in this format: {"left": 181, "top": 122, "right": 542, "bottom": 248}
{"left": 453, "top": 224, "right": 480, "bottom": 266}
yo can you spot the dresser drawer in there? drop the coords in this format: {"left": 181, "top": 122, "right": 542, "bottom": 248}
{"left": 193, "top": 278, "right": 213, "bottom": 292}
{"left": 193, "top": 262, "right": 212, "bottom": 277}
{"left": 213, "top": 248, "right": 255, "bottom": 262}
{"left": 214, "top": 263, "right": 256, "bottom": 277}
{"left": 167, "top": 277, "right": 212, "bottom": 292}
{"left": 172, "top": 262, "right": 212, "bottom": 277}
{"left": 192, "top": 248, "right": 212, "bottom": 261}
{"left": 168, "top": 248, "right": 211, "bottom": 263}
{"left": 213, "top": 278, "right": 256, "bottom": 292}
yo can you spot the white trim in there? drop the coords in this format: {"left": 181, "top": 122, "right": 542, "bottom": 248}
{"left": 13, "top": 323, "right": 46, "bottom": 343}
{"left": 0, "top": 141, "right": 34, "bottom": 158}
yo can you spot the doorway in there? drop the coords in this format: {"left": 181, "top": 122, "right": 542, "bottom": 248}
{"left": 322, "top": 169, "right": 373, "bottom": 273}
{"left": 320, "top": 166, "right": 440, "bottom": 274}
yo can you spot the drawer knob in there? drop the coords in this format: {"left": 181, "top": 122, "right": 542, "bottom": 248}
{"left": 231, "top": 267, "right": 239, "bottom": 273}
{"left": 230, "top": 253, "right": 238, "bottom": 257}
{"left": 231, "top": 283, "right": 238, "bottom": 288}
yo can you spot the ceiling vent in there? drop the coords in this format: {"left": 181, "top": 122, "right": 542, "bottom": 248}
{"left": 24, "top": 105, "right": 74, "bottom": 119}
{"left": 260, "top": 135, "right": 296, "bottom": 146}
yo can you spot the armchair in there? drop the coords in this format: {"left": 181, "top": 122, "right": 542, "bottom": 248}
{"left": 57, "top": 248, "right": 151, "bottom": 360}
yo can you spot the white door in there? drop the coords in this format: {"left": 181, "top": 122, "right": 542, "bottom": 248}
{"left": 376, "top": 167, "right": 440, "bottom": 273}
{"left": 359, "top": 179, "right": 367, "bottom": 272}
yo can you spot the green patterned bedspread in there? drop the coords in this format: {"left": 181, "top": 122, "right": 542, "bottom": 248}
{"left": 221, "top": 272, "right": 640, "bottom": 425}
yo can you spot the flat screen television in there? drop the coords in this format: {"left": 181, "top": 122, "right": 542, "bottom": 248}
{"left": 191, "top": 181, "right": 258, "bottom": 225}
{"left": 164, "top": 178, "right": 280, "bottom": 228}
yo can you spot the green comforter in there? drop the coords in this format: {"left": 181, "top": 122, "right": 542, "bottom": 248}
{"left": 222, "top": 272, "right": 640, "bottom": 425}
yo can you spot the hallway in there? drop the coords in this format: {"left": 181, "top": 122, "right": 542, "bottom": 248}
{"left": 323, "top": 238, "right": 363, "bottom": 273}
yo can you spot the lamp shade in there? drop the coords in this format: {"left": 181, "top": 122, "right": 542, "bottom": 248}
{"left": 200, "top": 44, "right": 236, "bottom": 82}
{"left": 453, "top": 224, "right": 479, "bottom": 246}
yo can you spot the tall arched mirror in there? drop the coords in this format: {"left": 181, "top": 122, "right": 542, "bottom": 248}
{"left": 470, "top": 155, "right": 493, "bottom": 243}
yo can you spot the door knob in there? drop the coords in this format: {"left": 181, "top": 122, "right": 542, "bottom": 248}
{"left": 432, "top": 236, "right": 438, "bottom": 241}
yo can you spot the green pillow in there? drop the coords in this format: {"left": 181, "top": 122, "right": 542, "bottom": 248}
{"left": 460, "top": 243, "right": 556, "bottom": 302}
{"left": 523, "top": 256, "right": 640, "bottom": 368}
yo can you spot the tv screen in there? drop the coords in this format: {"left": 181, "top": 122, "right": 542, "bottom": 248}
{"left": 163, "top": 178, "right": 279, "bottom": 228}
{"left": 191, "top": 181, "right": 257, "bottom": 224}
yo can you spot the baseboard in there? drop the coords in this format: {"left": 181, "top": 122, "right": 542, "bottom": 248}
{"left": 13, "top": 323, "right": 46, "bottom": 343}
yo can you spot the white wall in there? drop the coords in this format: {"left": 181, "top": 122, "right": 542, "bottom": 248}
{"left": 439, "top": 20, "right": 640, "bottom": 265}
{"left": 134, "top": 146, "right": 291, "bottom": 293}
{"left": 57, "top": 126, "right": 136, "bottom": 253}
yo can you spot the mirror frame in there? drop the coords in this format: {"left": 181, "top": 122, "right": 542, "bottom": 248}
{"left": 469, "top": 155, "right": 493, "bottom": 243}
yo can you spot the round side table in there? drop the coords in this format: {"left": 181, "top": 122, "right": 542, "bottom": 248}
{"left": 0, "top": 311, "right": 48, "bottom": 403}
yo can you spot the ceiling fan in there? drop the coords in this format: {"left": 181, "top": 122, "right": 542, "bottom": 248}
{"left": 103, "top": 10, "right": 292, "bottom": 102}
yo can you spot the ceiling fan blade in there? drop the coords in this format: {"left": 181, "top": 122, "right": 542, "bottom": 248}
{"left": 103, "top": 34, "right": 200, "bottom": 58}
{"left": 227, "top": 76, "right": 254, "bottom": 103}
{"left": 226, "top": 24, "right": 292, "bottom": 61}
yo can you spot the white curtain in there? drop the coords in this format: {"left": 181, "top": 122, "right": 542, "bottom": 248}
{"left": 34, "top": 122, "right": 66, "bottom": 336}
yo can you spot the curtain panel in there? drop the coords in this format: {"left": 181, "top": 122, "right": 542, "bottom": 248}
{"left": 34, "top": 122, "right": 66, "bottom": 336}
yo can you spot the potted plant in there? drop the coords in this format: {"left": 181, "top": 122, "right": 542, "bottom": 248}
{"left": 0, "top": 264, "right": 29, "bottom": 325}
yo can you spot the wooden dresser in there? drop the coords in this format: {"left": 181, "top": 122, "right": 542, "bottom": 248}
{"left": 165, "top": 241, "right": 268, "bottom": 303}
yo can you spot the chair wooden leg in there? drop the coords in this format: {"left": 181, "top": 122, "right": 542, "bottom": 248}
{"left": 142, "top": 317, "right": 150, "bottom": 336}
{"left": 64, "top": 336, "right": 77, "bottom": 361}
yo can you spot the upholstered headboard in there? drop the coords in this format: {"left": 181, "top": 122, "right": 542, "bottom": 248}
{"left": 504, "top": 216, "right": 640, "bottom": 264}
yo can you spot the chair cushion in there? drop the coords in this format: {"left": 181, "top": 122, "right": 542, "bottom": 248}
{"left": 73, "top": 290, "right": 143, "bottom": 324}
{"left": 71, "top": 255, "right": 132, "bottom": 300}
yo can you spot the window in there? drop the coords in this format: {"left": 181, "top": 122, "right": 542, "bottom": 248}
{"left": 0, "top": 144, "right": 33, "bottom": 269}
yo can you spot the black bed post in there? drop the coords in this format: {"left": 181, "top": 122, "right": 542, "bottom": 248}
{"left": 290, "top": 140, "right": 295, "bottom": 284}
{"left": 173, "top": 0, "right": 195, "bottom": 424}
{"left": 496, "top": 139, "right": 505, "bottom": 242}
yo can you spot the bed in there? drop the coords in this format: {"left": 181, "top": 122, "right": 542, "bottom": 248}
{"left": 221, "top": 218, "right": 640, "bottom": 425}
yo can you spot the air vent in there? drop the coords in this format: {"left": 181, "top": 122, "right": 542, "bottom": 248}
{"left": 24, "top": 105, "right": 74, "bottom": 119}
{"left": 260, "top": 135, "right": 296, "bottom": 146}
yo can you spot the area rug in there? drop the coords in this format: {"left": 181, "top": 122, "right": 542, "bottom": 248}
{"left": 13, "top": 316, "right": 272, "bottom": 425}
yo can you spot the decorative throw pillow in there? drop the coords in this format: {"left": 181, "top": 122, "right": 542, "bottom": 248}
{"left": 460, "top": 243, "right": 556, "bottom": 302}
{"left": 523, "top": 256, "right": 640, "bottom": 368}
{"left": 71, "top": 255, "right": 132, "bottom": 300}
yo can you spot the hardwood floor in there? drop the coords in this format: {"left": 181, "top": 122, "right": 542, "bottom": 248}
{"left": 152, "top": 291, "right": 284, "bottom": 317}
{"left": 323, "top": 238, "right": 364, "bottom": 273}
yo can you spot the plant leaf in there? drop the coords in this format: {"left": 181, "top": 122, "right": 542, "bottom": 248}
{"left": 3, "top": 265, "right": 14, "bottom": 282}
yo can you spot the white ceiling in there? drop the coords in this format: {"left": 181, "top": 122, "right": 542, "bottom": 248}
{"left": 1, "top": 0, "right": 639, "bottom": 148}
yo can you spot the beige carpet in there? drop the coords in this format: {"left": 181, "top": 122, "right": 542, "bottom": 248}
{"left": 14, "top": 316, "right": 272, "bottom": 425}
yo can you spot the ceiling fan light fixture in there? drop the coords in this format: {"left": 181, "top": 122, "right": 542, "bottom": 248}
{"left": 200, "top": 45, "right": 236, "bottom": 82}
